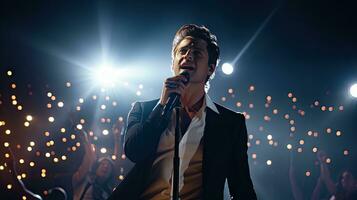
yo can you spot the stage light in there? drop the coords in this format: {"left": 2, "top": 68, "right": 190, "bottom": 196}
{"left": 102, "top": 129, "right": 109, "bottom": 135}
{"left": 350, "top": 83, "right": 357, "bottom": 98}
{"left": 221, "top": 63, "right": 233, "bottom": 75}
{"left": 57, "top": 101, "right": 64, "bottom": 108}
{"left": 100, "top": 147, "right": 107, "bottom": 154}
{"left": 93, "top": 65, "right": 122, "bottom": 88}
{"left": 312, "top": 147, "right": 318, "bottom": 153}
{"left": 48, "top": 117, "right": 55, "bottom": 122}
{"left": 252, "top": 153, "right": 257, "bottom": 159}
{"left": 305, "top": 171, "right": 311, "bottom": 177}
{"left": 4, "top": 142, "right": 9, "bottom": 147}
{"left": 266, "top": 160, "right": 272, "bottom": 166}
{"left": 76, "top": 124, "right": 83, "bottom": 130}
{"left": 344, "top": 150, "right": 349, "bottom": 156}
{"left": 26, "top": 115, "right": 33, "bottom": 121}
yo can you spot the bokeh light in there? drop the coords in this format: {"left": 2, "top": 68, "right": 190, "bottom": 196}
{"left": 221, "top": 63, "right": 234, "bottom": 75}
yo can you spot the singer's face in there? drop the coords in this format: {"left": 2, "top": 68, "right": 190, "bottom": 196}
{"left": 172, "top": 37, "right": 213, "bottom": 84}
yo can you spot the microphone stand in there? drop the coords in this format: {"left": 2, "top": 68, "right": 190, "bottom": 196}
{"left": 172, "top": 106, "right": 181, "bottom": 200}
{"left": 161, "top": 71, "right": 189, "bottom": 200}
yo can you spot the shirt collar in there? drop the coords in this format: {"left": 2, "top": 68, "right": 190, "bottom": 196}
{"left": 205, "top": 94, "right": 220, "bottom": 114}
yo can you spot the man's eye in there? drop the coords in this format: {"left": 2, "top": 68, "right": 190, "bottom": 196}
{"left": 179, "top": 49, "right": 187, "bottom": 54}
{"left": 194, "top": 51, "right": 201, "bottom": 55}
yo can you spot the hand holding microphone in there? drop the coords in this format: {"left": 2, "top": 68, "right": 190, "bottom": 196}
{"left": 160, "top": 71, "right": 190, "bottom": 117}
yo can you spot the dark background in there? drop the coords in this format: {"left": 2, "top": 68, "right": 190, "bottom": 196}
{"left": 1, "top": 0, "right": 357, "bottom": 199}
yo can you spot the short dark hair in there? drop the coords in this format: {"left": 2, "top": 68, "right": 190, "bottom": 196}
{"left": 172, "top": 24, "right": 220, "bottom": 67}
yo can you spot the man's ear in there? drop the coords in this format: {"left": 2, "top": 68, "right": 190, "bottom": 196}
{"left": 208, "top": 64, "right": 216, "bottom": 75}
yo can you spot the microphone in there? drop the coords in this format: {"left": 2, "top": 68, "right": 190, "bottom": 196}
{"left": 161, "top": 71, "right": 190, "bottom": 118}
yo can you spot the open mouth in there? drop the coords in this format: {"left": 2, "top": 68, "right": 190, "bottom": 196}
{"left": 180, "top": 66, "right": 194, "bottom": 71}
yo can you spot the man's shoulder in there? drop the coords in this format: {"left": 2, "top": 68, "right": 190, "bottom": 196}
{"left": 134, "top": 99, "right": 160, "bottom": 106}
{"left": 213, "top": 102, "right": 245, "bottom": 120}
{"left": 131, "top": 99, "right": 160, "bottom": 111}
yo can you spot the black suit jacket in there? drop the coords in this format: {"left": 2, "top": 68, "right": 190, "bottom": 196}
{"left": 109, "top": 99, "right": 257, "bottom": 200}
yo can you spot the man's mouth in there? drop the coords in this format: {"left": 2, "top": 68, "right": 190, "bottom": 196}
{"left": 180, "top": 66, "right": 194, "bottom": 71}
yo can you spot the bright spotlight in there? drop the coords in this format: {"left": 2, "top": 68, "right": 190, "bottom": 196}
{"left": 350, "top": 83, "right": 357, "bottom": 98}
{"left": 222, "top": 63, "right": 233, "bottom": 75}
{"left": 93, "top": 65, "right": 120, "bottom": 87}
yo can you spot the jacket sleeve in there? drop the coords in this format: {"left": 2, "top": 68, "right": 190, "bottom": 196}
{"left": 124, "top": 102, "right": 170, "bottom": 163}
{"left": 227, "top": 113, "right": 257, "bottom": 200}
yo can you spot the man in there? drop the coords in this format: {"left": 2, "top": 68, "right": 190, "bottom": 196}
{"left": 109, "top": 24, "right": 257, "bottom": 200}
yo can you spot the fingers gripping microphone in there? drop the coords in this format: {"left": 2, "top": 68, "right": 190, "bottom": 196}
{"left": 161, "top": 71, "right": 190, "bottom": 118}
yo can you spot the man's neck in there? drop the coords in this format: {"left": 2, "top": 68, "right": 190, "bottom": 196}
{"left": 180, "top": 83, "right": 205, "bottom": 114}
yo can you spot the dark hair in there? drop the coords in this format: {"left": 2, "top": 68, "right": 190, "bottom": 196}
{"left": 337, "top": 169, "right": 355, "bottom": 186}
{"left": 334, "top": 168, "right": 357, "bottom": 200}
{"left": 90, "top": 157, "right": 115, "bottom": 184}
{"left": 88, "top": 157, "right": 116, "bottom": 199}
{"left": 172, "top": 24, "right": 220, "bottom": 67}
